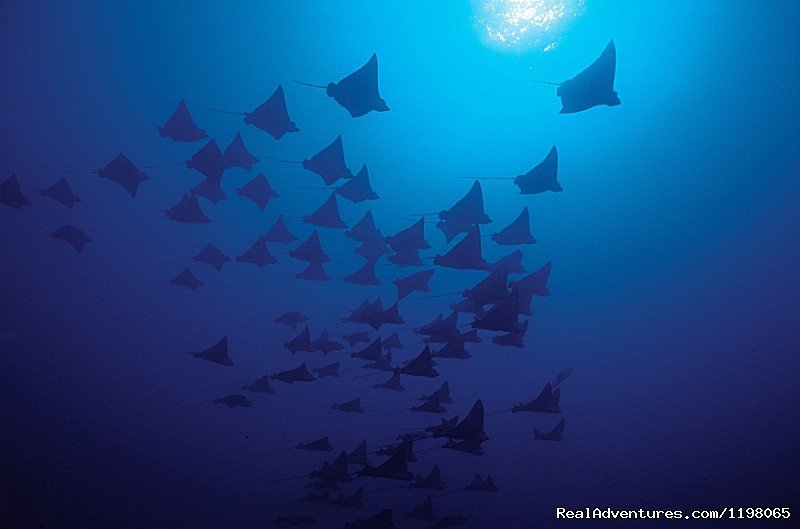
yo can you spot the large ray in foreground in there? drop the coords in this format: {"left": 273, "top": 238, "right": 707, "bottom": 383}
{"left": 303, "top": 136, "right": 353, "bottom": 186}
{"left": 514, "top": 146, "right": 561, "bottom": 195}
{"left": 244, "top": 85, "right": 299, "bottom": 139}
{"left": 158, "top": 99, "right": 207, "bottom": 142}
{"left": 557, "top": 40, "right": 620, "bottom": 114}
{"left": 98, "top": 154, "right": 149, "bottom": 198}
{"left": 1, "top": 175, "right": 31, "bottom": 209}
{"left": 325, "top": 54, "right": 389, "bottom": 118}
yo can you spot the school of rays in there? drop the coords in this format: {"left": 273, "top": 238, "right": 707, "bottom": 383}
{"left": 1, "top": 39, "right": 620, "bottom": 529}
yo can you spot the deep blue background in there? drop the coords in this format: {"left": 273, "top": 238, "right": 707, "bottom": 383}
{"left": 1, "top": 1, "right": 799, "bottom": 528}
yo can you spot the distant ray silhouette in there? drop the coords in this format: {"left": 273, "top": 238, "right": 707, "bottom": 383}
{"left": 432, "top": 339, "right": 470, "bottom": 360}
{"left": 311, "top": 330, "right": 344, "bottom": 354}
{"left": 460, "top": 328, "right": 481, "bottom": 343}
{"left": 489, "top": 250, "right": 525, "bottom": 275}
{"left": 303, "top": 136, "right": 352, "bottom": 186}
{"left": 422, "top": 381, "right": 453, "bottom": 404}
{"left": 358, "top": 451, "right": 413, "bottom": 481}
{"left": 386, "top": 216, "right": 429, "bottom": 251}
{"left": 410, "top": 466, "right": 446, "bottom": 491}
{"left": 377, "top": 434, "right": 416, "bottom": 462}
{"left": 332, "top": 397, "right": 365, "bottom": 413}
{"left": 492, "top": 207, "right": 536, "bottom": 245}
{"left": 40, "top": 178, "right": 80, "bottom": 208}
{"left": 296, "top": 261, "right": 331, "bottom": 281}
{"left": 418, "top": 311, "right": 458, "bottom": 337}
{"left": 423, "top": 416, "right": 459, "bottom": 437}
{"left": 214, "top": 394, "right": 253, "bottom": 408}
{"left": 408, "top": 496, "right": 437, "bottom": 521}
{"left": 345, "top": 299, "right": 382, "bottom": 327}
{"left": 193, "top": 243, "right": 230, "bottom": 271}
{"left": 284, "top": 326, "right": 314, "bottom": 354}
{"left": 509, "top": 261, "right": 552, "bottom": 315}
{"left": 290, "top": 231, "right": 330, "bottom": 263}
{"left": 244, "top": 85, "right": 299, "bottom": 139}
{"left": 382, "top": 333, "right": 404, "bottom": 351}
{"left": 422, "top": 324, "right": 464, "bottom": 345}
{"left": 313, "top": 362, "right": 340, "bottom": 378}
{"left": 186, "top": 139, "right": 225, "bottom": 181}
{"left": 309, "top": 451, "right": 352, "bottom": 484}
{"left": 297, "top": 437, "right": 333, "bottom": 452}
{"left": 515, "top": 146, "right": 561, "bottom": 195}
{"left": 410, "top": 400, "right": 447, "bottom": 413}
{"left": 98, "top": 154, "right": 149, "bottom": 198}
{"left": 364, "top": 302, "right": 404, "bottom": 331}
{"left": 343, "top": 331, "right": 371, "bottom": 347}
{"left": 345, "top": 259, "right": 380, "bottom": 285}
{"left": 170, "top": 267, "right": 203, "bottom": 291}
{"left": 443, "top": 439, "right": 484, "bottom": 456}
{"left": 463, "top": 473, "right": 498, "bottom": 492}
{"left": 363, "top": 351, "right": 392, "bottom": 372}
{"left": 0, "top": 175, "right": 31, "bottom": 209}
{"left": 337, "top": 165, "right": 379, "bottom": 203}
{"left": 50, "top": 224, "right": 92, "bottom": 253}
{"left": 241, "top": 374, "right": 274, "bottom": 394}
{"left": 395, "top": 269, "right": 434, "bottom": 300}
{"left": 158, "top": 99, "right": 207, "bottom": 142}
{"left": 222, "top": 131, "right": 259, "bottom": 170}
{"left": 332, "top": 487, "right": 364, "bottom": 509}
{"left": 433, "top": 225, "right": 488, "bottom": 271}
{"left": 236, "top": 173, "right": 278, "bottom": 211}
{"left": 338, "top": 508, "right": 396, "bottom": 529}
{"left": 512, "top": 383, "right": 561, "bottom": 414}
{"left": 463, "top": 269, "right": 510, "bottom": 306}
{"left": 304, "top": 193, "right": 346, "bottom": 229}
{"left": 322, "top": 54, "right": 389, "bottom": 118}
{"left": 375, "top": 373, "right": 404, "bottom": 392}
{"left": 356, "top": 239, "right": 392, "bottom": 261}
{"left": 449, "top": 297, "right": 483, "bottom": 315}
{"left": 346, "top": 440, "right": 369, "bottom": 466}
{"left": 192, "top": 336, "right": 233, "bottom": 366}
{"left": 395, "top": 346, "right": 438, "bottom": 378}
{"left": 265, "top": 216, "right": 297, "bottom": 243}
{"left": 271, "top": 362, "right": 316, "bottom": 383}
{"left": 236, "top": 236, "right": 278, "bottom": 267}
{"left": 445, "top": 400, "right": 487, "bottom": 442}
{"left": 558, "top": 40, "right": 620, "bottom": 114}
{"left": 274, "top": 311, "right": 309, "bottom": 329}
{"left": 346, "top": 297, "right": 375, "bottom": 324}
{"left": 346, "top": 210, "right": 383, "bottom": 242}
{"left": 534, "top": 418, "right": 565, "bottom": 441}
{"left": 553, "top": 367, "right": 574, "bottom": 387}
{"left": 165, "top": 193, "right": 211, "bottom": 223}
{"left": 472, "top": 292, "right": 522, "bottom": 333}
{"left": 437, "top": 181, "right": 491, "bottom": 242}
{"left": 192, "top": 175, "right": 227, "bottom": 204}
{"left": 492, "top": 319, "right": 529, "bottom": 348}
{"left": 388, "top": 248, "right": 423, "bottom": 267}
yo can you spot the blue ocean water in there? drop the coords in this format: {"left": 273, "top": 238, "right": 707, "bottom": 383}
{"left": 1, "top": 1, "right": 798, "bottom": 528}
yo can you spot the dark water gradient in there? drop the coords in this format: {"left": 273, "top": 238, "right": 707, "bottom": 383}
{"left": 1, "top": 1, "right": 798, "bottom": 528}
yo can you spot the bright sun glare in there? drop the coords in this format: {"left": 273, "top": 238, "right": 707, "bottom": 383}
{"left": 473, "top": 0, "right": 585, "bottom": 53}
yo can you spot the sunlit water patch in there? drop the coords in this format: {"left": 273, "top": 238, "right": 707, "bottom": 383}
{"left": 473, "top": 0, "right": 585, "bottom": 53}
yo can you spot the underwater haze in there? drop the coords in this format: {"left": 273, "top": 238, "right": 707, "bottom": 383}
{"left": 1, "top": 1, "right": 799, "bottom": 528}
